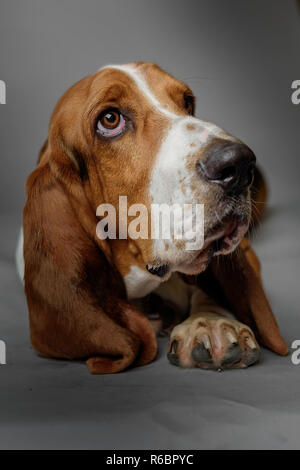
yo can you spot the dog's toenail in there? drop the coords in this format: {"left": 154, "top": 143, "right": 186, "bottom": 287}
{"left": 246, "top": 337, "right": 257, "bottom": 349}
{"left": 226, "top": 331, "right": 237, "bottom": 344}
{"left": 202, "top": 334, "right": 211, "bottom": 350}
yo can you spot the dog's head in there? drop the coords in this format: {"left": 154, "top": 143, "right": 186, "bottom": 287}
{"left": 47, "top": 62, "right": 256, "bottom": 297}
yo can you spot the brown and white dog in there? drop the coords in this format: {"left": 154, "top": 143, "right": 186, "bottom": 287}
{"left": 18, "top": 62, "right": 288, "bottom": 374}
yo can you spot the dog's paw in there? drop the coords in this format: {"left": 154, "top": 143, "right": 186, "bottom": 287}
{"left": 167, "top": 313, "right": 260, "bottom": 369}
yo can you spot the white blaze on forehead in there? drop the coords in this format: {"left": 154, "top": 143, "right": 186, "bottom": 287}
{"left": 99, "top": 63, "right": 178, "bottom": 118}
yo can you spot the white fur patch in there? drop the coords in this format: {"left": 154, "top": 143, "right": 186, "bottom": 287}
{"left": 124, "top": 264, "right": 161, "bottom": 299}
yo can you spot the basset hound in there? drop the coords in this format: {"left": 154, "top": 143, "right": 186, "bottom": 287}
{"left": 18, "top": 62, "right": 288, "bottom": 374}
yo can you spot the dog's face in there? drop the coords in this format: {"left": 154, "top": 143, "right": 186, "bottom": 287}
{"left": 50, "top": 62, "right": 256, "bottom": 293}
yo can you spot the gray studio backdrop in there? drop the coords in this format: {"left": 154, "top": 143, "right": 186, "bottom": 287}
{"left": 0, "top": 0, "right": 299, "bottom": 215}
{"left": 0, "top": 0, "right": 300, "bottom": 450}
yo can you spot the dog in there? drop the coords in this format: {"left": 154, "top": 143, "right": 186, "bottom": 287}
{"left": 18, "top": 62, "right": 288, "bottom": 374}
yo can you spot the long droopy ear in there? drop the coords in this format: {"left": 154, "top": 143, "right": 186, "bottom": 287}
{"left": 23, "top": 112, "right": 157, "bottom": 374}
{"left": 47, "top": 129, "right": 113, "bottom": 261}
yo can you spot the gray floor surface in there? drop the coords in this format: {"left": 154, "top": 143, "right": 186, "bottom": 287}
{"left": 0, "top": 207, "right": 299, "bottom": 450}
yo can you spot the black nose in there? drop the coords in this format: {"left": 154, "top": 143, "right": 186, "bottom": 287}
{"left": 198, "top": 140, "right": 256, "bottom": 195}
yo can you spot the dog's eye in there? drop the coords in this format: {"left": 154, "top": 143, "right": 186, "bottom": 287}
{"left": 184, "top": 94, "right": 195, "bottom": 115}
{"left": 96, "top": 108, "right": 126, "bottom": 137}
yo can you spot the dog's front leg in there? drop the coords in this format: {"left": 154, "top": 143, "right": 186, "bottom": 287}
{"left": 167, "top": 288, "right": 260, "bottom": 369}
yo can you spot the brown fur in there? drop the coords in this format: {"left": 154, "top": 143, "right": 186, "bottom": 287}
{"left": 23, "top": 64, "right": 287, "bottom": 375}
